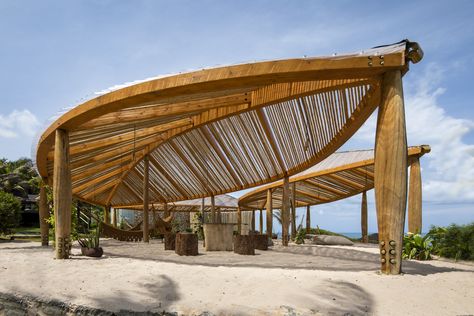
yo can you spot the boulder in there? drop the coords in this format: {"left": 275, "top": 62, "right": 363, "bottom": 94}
{"left": 312, "top": 234, "right": 354, "bottom": 246}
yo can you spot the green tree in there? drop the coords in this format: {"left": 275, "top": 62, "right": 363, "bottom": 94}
{"left": 0, "top": 191, "right": 21, "bottom": 235}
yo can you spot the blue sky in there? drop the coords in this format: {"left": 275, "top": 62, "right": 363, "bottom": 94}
{"left": 0, "top": 1, "right": 473, "bottom": 232}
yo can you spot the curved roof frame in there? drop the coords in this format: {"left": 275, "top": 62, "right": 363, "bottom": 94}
{"left": 36, "top": 41, "right": 423, "bottom": 207}
{"left": 238, "top": 145, "right": 431, "bottom": 209}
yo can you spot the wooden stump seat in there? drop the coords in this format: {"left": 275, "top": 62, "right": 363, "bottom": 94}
{"left": 164, "top": 233, "right": 176, "bottom": 250}
{"left": 233, "top": 235, "right": 255, "bottom": 255}
{"left": 253, "top": 234, "right": 268, "bottom": 250}
{"left": 175, "top": 232, "right": 198, "bottom": 256}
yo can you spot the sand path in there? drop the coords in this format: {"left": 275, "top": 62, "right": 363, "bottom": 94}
{"left": 0, "top": 239, "right": 473, "bottom": 315}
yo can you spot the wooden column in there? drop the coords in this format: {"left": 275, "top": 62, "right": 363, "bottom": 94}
{"left": 374, "top": 70, "right": 408, "bottom": 275}
{"left": 306, "top": 205, "right": 311, "bottom": 234}
{"left": 408, "top": 157, "right": 422, "bottom": 234}
{"left": 217, "top": 207, "right": 222, "bottom": 224}
{"left": 259, "top": 209, "right": 263, "bottom": 234}
{"left": 143, "top": 154, "right": 150, "bottom": 243}
{"left": 112, "top": 208, "right": 117, "bottom": 227}
{"left": 104, "top": 205, "right": 110, "bottom": 224}
{"left": 266, "top": 189, "right": 273, "bottom": 237}
{"left": 251, "top": 210, "right": 255, "bottom": 232}
{"left": 164, "top": 203, "right": 169, "bottom": 217}
{"left": 201, "top": 197, "right": 205, "bottom": 224}
{"left": 282, "top": 176, "right": 290, "bottom": 246}
{"left": 53, "top": 129, "right": 72, "bottom": 259}
{"left": 210, "top": 195, "right": 216, "bottom": 223}
{"left": 237, "top": 207, "right": 242, "bottom": 234}
{"left": 39, "top": 181, "right": 49, "bottom": 246}
{"left": 361, "top": 191, "right": 368, "bottom": 243}
{"left": 291, "top": 183, "right": 296, "bottom": 239}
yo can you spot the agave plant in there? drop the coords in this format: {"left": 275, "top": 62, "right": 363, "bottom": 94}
{"left": 78, "top": 226, "right": 101, "bottom": 249}
{"left": 403, "top": 233, "right": 433, "bottom": 260}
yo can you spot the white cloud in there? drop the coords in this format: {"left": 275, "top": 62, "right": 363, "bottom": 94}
{"left": 0, "top": 110, "right": 40, "bottom": 139}
{"left": 353, "top": 63, "right": 474, "bottom": 202}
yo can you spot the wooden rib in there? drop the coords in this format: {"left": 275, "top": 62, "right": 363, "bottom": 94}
{"left": 256, "top": 108, "right": 286, "bottom": 173}
{"left": 147, "top": 154, "right": 189, "bottom": 197}
{"left": 70, "top": 118, "right": 193, "bottom": 155}
{"left": 82, "top": 179, "right": 120, "bottom": 200}
{"left": 73, "top": 166, "right": 125, "bottom": 194}
{"left": 79, "top": 93, "right": 251, "bottom": 129}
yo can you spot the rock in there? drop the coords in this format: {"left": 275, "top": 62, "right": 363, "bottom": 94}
{"left": 312, "top": 235, "right": 354, "bottom": 246}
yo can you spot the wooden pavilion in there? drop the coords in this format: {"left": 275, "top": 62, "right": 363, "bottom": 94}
{"left": 36, "top": 40, "right": 423, "bottom": 274}
{"left": 238, "top": 145, "right": 430, "bottom": 243}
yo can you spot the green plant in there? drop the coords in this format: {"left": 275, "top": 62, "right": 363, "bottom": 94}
{"left": 0, "top": 191, "right": 21, "bottom": 235}
{"left": 402, "top": 233, "right": 433, "bottom": 260}
{"left": 428, "top": 223, "right": 474, "bottom": 261}
{"left": 78, "top": 226, "right": 101, "bottom": 248}
{"left": 295, "top": 228, "right": 306, "bottom": 244}
{"left": 192, "top": 212, "right": 204, "bottom": 240}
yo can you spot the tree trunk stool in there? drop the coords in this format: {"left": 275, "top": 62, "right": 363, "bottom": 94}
{"left": 253, "top": 234, "right": 268, "bottom": 250}
{"left": 233, "top": 235, "right": 255, "bottom": 255}
{"left": 164, "top": 233, "right": 176, "bottom": 250}
{"left": 175, "top": 232, "right": 198, "bottom": 256}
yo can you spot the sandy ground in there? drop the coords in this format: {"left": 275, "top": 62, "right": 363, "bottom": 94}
{"left": 0, "top": 239, "right": 473, "bottom": 315}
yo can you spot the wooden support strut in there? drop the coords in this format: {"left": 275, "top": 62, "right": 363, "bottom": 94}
{"left": 361, "top": 191, "right": 368, "bottom": 243}
{"left": 408, "top": 157, "right": 422, "bottom": 234}
{"left": 374, "top": 70, "right": 407, "bottom": 275}
{"left": 53, "top": 129, "right": 72, "bottom": 259}
{"left": 210, "top": 195, "right": 216, "bottom": 223}
{"left": 306, "top": 205, "right": 311, "bottom": 234}
{"left": 266, "top": 189, "right": 273, "bottom": 237}
{"left": 259, "top": 209, "right": 263, "bottom": 234}
{"left": 104, "top": 205, "right": 111, "bottom": 224}
{"left": 282, "top": 176, "right": 290, "bottom": 246}
{"left": 251, "top": 210, "right": 255, "bottom": 232}
{"left": 291, "top": 183, "right": 297, "bottom": 239}
{"left": 143, "top": 154, "right": 150, "bottom": 243}
{"left": 39, "top": 181, "right": 49, "bottom": 246}
{"left": 237, "top": 207, "right": 242, "bottom": 234}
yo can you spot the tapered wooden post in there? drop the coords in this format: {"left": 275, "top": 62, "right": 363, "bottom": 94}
{"left": 143, "top": 154, "right": 150, "bottom": 243}
{"left": 210, "top": 195, "right": 216, "bottom": 223}
{"left": 259, "top": 209, "right": 263, "bottom": 234}
{"left": 53, "top": 129, "right": 72, "bottom": 259}
{"left": 282, "top": 176, "right": 290, "bottom": 246}
{"left": 374, "top": 70, "right": 407, "bottom": 275}
{"left": 266, "top": 189, "right": 273, "bottom": 237}
{"left": 408, "top": 157, "right": 422, "bottom": 234}
{"left": 251, "top": 210, "right": 255, "bottom": 232}
{"left": 217, "top": 207, "right": 222, "bottom": 224}
{"left": 291, "top": 183, "right": 296, "bottom": 239}
{"left": 201, "top": 197, "right": 205, "bottom": 224}
{"left": 104, "top": 205, "right": 110, "bottom": 224}
{"left": 112, "top": 208, "right": 117, "bottom": 227}
{"left": 164, "top": 202, "right": 169, "bottom": 217}
{"left": 306, "top": 205, "right": 311, "bottom": 234}
{"left": 361, "top": 191, "right": 368, "bottom": 243}
{"left": 237, "top": 207, "right": 242, "bottom": 234}
{"left": 39, "top": 181, "right": 49, "bottom": 246}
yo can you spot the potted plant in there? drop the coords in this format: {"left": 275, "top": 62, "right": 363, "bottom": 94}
{"left": 78, "top": 226, "right": 103, "bottom": 257}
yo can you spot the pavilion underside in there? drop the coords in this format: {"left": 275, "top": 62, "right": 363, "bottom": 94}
{"left": 36, "top": 40, "right": 424, "bottom": 274}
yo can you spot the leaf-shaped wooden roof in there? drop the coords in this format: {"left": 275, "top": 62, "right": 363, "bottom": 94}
{"left": 35, "top": 40, "right": 423, "bottom": 207}
{"left": 238, "top": 145, "right": 430, "bottom": 209}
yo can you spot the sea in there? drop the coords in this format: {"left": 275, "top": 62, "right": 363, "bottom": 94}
{"left": 275, "top": 232, "right": 374, "bottom": 239}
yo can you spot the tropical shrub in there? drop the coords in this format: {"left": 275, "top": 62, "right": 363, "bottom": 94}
{"left": 78, "top": 226, "right": 101, "bottom": 248}
{"left": 402, "top": 233, "right": 433, "bottom": 260}
{"left": 294, "top": 227, "right": 306, "bottom": 244}
{"left": 428, "top": 223, "right": 474, "bottom": 261}
{"left": 0, "top": 191, "right": 21, "bottom": 235}
{"left": 192, "top": 212, "right": 204, "bottom": 240}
